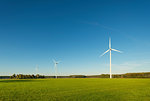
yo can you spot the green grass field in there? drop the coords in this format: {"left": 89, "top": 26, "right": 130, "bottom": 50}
{"left": 0, "top": 78, "right": 150, "bottom": 101}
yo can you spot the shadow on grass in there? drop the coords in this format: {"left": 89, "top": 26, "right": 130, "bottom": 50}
{"left": 0, "top": 79, "right": 37, "bottom": 83}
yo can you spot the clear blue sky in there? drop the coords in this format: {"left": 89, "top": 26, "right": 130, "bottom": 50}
{"left": 0, "top": 0, "right": 150, "bottom": 76}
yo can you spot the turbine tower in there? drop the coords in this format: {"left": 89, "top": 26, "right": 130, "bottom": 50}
{"left": 101, "top": 37, "right": 122, "bottom": 78}
{"left": 53, "top": 59, "right": 60, "bottom": 79}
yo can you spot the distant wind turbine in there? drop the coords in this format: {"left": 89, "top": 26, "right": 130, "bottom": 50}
{"left": 101, "top": 37, "right": 122, "bottom": 78}
{"left": 53, "top": 59, "right": 61, "bottom": 79}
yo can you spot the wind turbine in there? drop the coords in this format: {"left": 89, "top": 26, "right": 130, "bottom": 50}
{"left": 101, "top": 37, "right": 122, "bottom": 78}
{"left": 53, "top": 59, "right": 60, "bottom": 79}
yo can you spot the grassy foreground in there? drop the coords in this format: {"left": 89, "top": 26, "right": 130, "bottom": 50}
{"left": 0, "top": 78, "right": 150, "bottom": 101}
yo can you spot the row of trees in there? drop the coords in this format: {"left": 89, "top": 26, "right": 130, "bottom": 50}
{"left": 70, "top": 75, "right": 86, "bottom": 78}
{"left": 74, "top": 72, "right": 150, "bottom": 78}
{"left": 10, "top": 74, "right": 45, "bottom": 79}
{"left": 8, "top": 72, "right": 150, "bottom": 79}
{"left": 122, "top": 72, "right": 150, "bottom": 78}
{"left": 87, "top": 72, "right": 150, "bottom": 78}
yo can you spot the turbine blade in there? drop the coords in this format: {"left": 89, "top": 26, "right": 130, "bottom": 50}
{"left": 109, "top": 37, "right": 111, "bottom": 48}
{"left": 57, "top": 61, "right": 61, "bottom": 63}
{"left": 100, "top": 49, "right": 110, "bottom": 57}
{"left": 111, "top": 49, "right": 122, "bottom": 53}
{"left": 52, "top": 59, "right": 56, "bottom": 63}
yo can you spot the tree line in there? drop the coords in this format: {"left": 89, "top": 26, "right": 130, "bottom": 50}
{"left": 86, "top": 72, "right": 150, "bottom": 78}
{"left": 67, "top": 72, "right": 150, "bottom": 78}
{"left": 10, "top": 74, "right": 45, "bottom": 79}
{"left": 3, "top": 72, "right": 150, "bottom": 79}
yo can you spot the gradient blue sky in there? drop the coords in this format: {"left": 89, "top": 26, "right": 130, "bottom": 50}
{"left": 0, "top": 0, "right": 150, "bottom": 75}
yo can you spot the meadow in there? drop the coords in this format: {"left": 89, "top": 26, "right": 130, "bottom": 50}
{"left": 0, "top": 78, "right": 150, "bottom": 101}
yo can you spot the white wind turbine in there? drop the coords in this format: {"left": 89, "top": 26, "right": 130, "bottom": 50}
{"left": 53, "top": 59, "right": 60, "bottom": 79}
{"left": 101, "top": 37, "right": 122, "bottom": 78}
